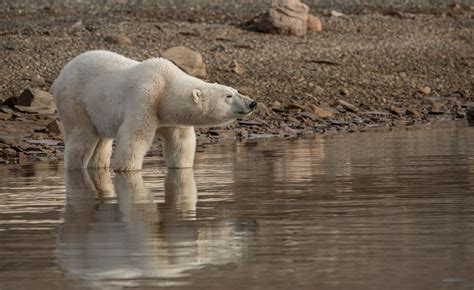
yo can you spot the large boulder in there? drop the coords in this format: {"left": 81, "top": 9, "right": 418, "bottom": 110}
{"left": 257, "top": 0, "right": 309, "bottom": 36}
{"left": 162, "top": 46, "right": 207, "bottom": 79}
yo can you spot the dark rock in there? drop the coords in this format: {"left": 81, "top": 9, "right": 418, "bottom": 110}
{"left": 162, "top": 46, "right": 207, "bottom": 79}
{"left": 2, "top": 148, "right": 18, "bottom": 158}
{"left": 466, "top": 108, "right": 474, "bottom": 126}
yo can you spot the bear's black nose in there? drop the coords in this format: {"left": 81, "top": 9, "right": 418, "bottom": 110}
{"left": 249, "top": 101, "right": 257, "bottom": 110}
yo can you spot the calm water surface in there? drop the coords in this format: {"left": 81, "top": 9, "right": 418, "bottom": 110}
{"left": 1, "top": 123, "right": 474, "bottom": 290}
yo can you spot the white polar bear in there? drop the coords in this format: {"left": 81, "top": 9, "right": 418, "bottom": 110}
{"left": 52, "top": 50, "right": 256, "bottom": 171}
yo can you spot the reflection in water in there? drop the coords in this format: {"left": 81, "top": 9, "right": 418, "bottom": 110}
{"left": 58, "top": 169, "right": 253, "bottom": 287}
{"left": 1, "top": 123, "right": 474, "bottom": 290}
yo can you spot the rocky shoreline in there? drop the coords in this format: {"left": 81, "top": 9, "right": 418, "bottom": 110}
{"left": 1, "top": 4, "right": 473, "bottom": 164}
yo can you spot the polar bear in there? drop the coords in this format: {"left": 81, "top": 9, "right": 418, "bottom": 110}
{"left": 52, "top": 50, "right": 256, "bottom": 171}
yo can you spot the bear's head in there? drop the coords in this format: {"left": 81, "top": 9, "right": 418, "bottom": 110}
{"left": 189, "top": 83, "right": 257, "bottom": 127}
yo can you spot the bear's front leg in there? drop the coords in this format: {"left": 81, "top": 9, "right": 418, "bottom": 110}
{"left": 157, "top": 126, "right": 196, "bottom": 168}
{"left": 112, "top": 119, "right": 158, "bottom": 171}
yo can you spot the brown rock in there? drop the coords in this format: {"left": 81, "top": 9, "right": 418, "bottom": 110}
{"left": 287, "top": 103, "right": 305, "bottom": 110}
{"left": 47, "top": 120, "right": 63, "bottom": 135}
{"left": 430, "top": 102, "right": 444, "bottom": 114}
{"left": 341, "top": 87, "right": 350, "bottom": 96}
{"left": 419, "top": 86, "right": 431, "bottom": 95}
{"left": 0, "top": 112, "right": 12, "bottom": 121}
{"left": 230, "top": 60, "right": 244, "bottom": 75}
{"left": 17, "top": 88, "right": 54, "bottom": 107}
{"left": 2, "top": 148, "right": 18, "bottom": 158}
{"left": 336, "top": 99, "right": 358, "bottom": 113}
{"left": 406, "top": 107, "right": 421, "bottom": 117}
{"left": 19, "top": 152, "right": 28, "bottom": 165}
{"left": 103, "top": 34, "right": 132, "bottom": 45}
{"left": 162, "top": 46, "right": 207, "bottom": 79}
{"left": 309, "top": 104, "right": 334, "bottom": 118}
{"left": 389, "top": 105, "right": 404, "bottom": 116}
{"left": 256, "top": 103, "right": 270, "bottom": 115}
{"left": 257, "top": 0, "right": 309, "bottom": 36}
{"left": 307, "top": 14, "right": 322, "bottom": 32}
{"left": 286, "top": 116, "right": 300, "bottom": 124}
{"left": 14, "top": 105, "right": 55, "bottom": 115}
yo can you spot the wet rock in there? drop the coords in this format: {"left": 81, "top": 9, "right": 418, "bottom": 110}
{"left": 309, "top": 104, "right": 334, "bottom": 118}
{"left": 466, "top": 108, "right": 474, "bottom": 126}
{"left": 256, "top": 0, "right": 309, "bottom": 37}
{"left": 336, "top": 99, "right": 358, "bottom": 113}
{"left": 230, "top": 60, "right": 244, "bottom": 75}
{"left": 406, "top": 107, "right": 421, "bottom": 117}
{"left": 162, "top": 46, "right": 207, "bottom": 79}
{"left": 103, "top": 34, "right": 132, "bottom": 45}
{"left": 389, "top": 105, "right": 404, "bottom": 116}
{"left": 419, "top": 86, "right": 431, "bottom": 95}
{"left": 17, "top": 88, "right": 54, "bottom": 107}
{"left": 47, "top": 120, "right": 63, "bottom": 135}
{"left": 307, "top": 14, "right": 322, "bottom": 32}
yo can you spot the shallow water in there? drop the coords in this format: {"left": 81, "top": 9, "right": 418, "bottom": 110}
{"left": 1, "top": 122, "right": 474, "bottom": 290}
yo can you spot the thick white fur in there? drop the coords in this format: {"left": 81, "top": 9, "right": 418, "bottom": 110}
{"left": 52, "top": 50, "right": 254, "bottom": 171}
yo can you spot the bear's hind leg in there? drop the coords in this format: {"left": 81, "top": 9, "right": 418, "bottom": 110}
{"left": 157, "top": 126, "right": 196, "bottom": 168}
{"left": 88, "top": 138, "right": 113, "bottom": 169}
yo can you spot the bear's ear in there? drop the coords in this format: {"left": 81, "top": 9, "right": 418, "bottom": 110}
{"left": 192, "top": 89, "right": 203, "bottom": 104}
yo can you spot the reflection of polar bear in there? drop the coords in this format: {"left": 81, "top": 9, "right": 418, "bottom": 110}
{"left": 58, "top": 169, "right": 254, "bottom": 288}
{"left": 52, "top": 50, "right": 257, "bottom": 171}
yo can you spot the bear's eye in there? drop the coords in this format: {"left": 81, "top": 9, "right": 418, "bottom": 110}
{"left": 226, "top": 95, "right": 233, "bottom": 99}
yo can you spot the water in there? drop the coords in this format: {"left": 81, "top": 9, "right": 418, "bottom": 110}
{"left": 1, "top": 122, "right": 474, "bottom": 290}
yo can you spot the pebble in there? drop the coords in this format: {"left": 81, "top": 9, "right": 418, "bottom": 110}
{"left": 389, "top": 105, "right": 404, "bottom": 116}
{"left": 307, "top": 14, "right": 322, "bottom": 32}
{"left": 230, "top": 60, "right": 244, "bottom": 75}
{"left": 336, "top": 99, "right": 358, "bottom": 113}
{"left": 103, "top": 34, "right": 132, "bottom": 45}
{"left": 419, "top": 86, "right": 431, "bottom": 95}
{"left": 309, "top": 104, "right": 334, "bottom": 118}
{"left": 341, "top": 87, "right": 350, "bottom": 96}
{"left": 430, "top": 102, "right": 444, "bottom": 114}
{"left": 406, "top": 107, "right": 421, "bottom": 117}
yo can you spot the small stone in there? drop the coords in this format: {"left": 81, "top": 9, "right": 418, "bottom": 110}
{"left": 162, "top": 46, "right": 207, "bottom": 79}
{"left": 286, "top": 116, "right": 300, "bottom": 124}
{"left": 430, "top": 102, "right": 444, "bottom": 114}
{"left": 104, "top": 34, "right": 132, "bottom": 45}
{"left": 256, "top": 103, "right": 270, "bottom": 115}
{"left": 19, "top": 152, "right": 28, "bottom": 165}
{"left": 419, "top": 86, "right": 431, "bottom": 95}
{"left": 47, "top": 120, "right": 63, "bottom": 135}
{"left": 287, "top": 103, "right": 305, "bottom": 110}
{"left": 389, "top": 105, "right": 404, "bottom": 116}
{"left": 299, "top": 111, "right": 318, "bottom": 121}
{"left": 307, "top": 14, "right": 322, "bottom": 32}
{"left": 0, "top": 112, "right": 12, "bottom": 120}
{"left": 336, "top": 99, "right": 358, "bottom": 113}
{"left": 230, "top": 60, "right": 244, "bottom": 75}
{"left": 330, "top": 10, "right": 345, "bottom": 17}
{"left": 341, "top": 87, "right": 350, "bottom": 96}
{"left": 406, "top": 107, "right": 421, "bottom": 117}
{"left": 309, "top": 104, "right": 334, "bottom": 118}
{"left": 17, "top": 88, "right": 54, "bottom": 107}
{"left": 271, "top": 100, "right": 282, "bottom": 107}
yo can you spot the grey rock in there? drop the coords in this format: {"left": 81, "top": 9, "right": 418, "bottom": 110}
{"left": 257, "top": 0, "right": 309, "bottom": 36}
